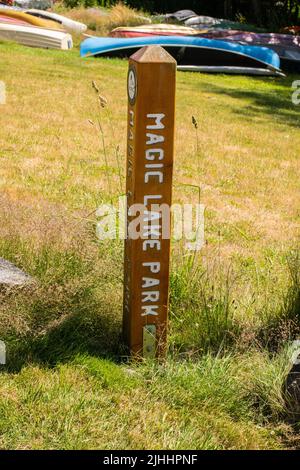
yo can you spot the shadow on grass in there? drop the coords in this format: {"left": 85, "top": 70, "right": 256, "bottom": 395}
{"left": 0, "top": 247, "right": 126, "bottom": 372}
{"left": 1, "top": 240, "right": 299, "bottom": 372}
{"left": 5, "top": 303, "right": 125, "bottom": 372}
{"left": 0, "top": 235, "right": 127, "bottom": 372}
{"left": 197, "top": 76, "right": 300, "bottom": 129}
{"left": 257, "top": 251, "right": 300, "bottom": 351}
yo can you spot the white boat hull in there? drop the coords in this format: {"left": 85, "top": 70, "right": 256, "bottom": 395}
{"left": 0, "top": 23, "right": 73, "bottom": 49}
{"left": 26, "top": 9, "right": 87, "bottom": 34}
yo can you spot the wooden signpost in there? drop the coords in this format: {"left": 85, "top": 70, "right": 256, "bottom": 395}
{"left": 123, "top": 46, "right": 176, "bottom": 358}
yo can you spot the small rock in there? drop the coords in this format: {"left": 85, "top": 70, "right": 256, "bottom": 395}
{"left": 0, "top": 258, "right": 33, "bottom": 288}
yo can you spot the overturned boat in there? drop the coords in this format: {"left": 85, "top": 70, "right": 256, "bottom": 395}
{"left": 0, "top": 22, "right": 73, "bottom": 49}
{"left": 110, "top": 24, "right": 200, "bottom": 38}
{"left": 0, "top": 8, "right": 62, "bottom": 29}
{"left": 109, "top": 25, "right": 299, "bottom": 72}
{"left": 80, "top": 35, "right": 282, "bottom": 76}
{"left": 184, "top": 16, "right": 265, "bottom": 33}
{"left": 199, "top": 30, "right": 300, "bottom": 72}
{"left": 25, "top": 9, "right": 87, "bottom": 34}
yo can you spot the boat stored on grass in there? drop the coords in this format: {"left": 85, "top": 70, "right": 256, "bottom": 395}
{"left": 110, "top": 24, "right": 200, "bottom": 38}
{"left": 0, "top": 22, "right": 73, "bottom": 49}
{"left": 25, "top": 9, "right": 87, "bottom": 34}
{"left": 0, "top": 8, "right": 62, "bottom": 29}
{"left": 200, "top": 30, "right": 300, "bottom": 72}
{"left": 185, "top": 16, "right": 265, "bottom": 32}
{"left": 109, "top": 26, "right": 298, "bottom": 72}
{"left": 0, "top": 13, "right": 28, "bottom": 25}
{"left": 80, "top": 35, "right": 282, "bottom": 76}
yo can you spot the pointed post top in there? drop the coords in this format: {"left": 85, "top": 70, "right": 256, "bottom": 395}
{"left": 130, "top": 45, "right": 177, "bottom": 65}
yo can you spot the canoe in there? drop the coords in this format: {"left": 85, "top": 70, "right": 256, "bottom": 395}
{"left": 201, "top": 30, "right": 300, "bottom": 48}
{"left": 0, "top": 23, "right": 73, "bottom": 49}
{"left": 177, "top": 65, "right": 285, "bottom": 76}
{"left": 109, "top": 26, "right": 299, "bottom": 72}
{"left": 110, "top": 26, "right": 300, "bottom": 48}
{"left": 185, "top": 16, "right": 266, "bottom": 33}
{"left": 200, "top": 30, "right": 300, "bottom": 71}
{"left": 252, "top": 44, "right": 300, "bottom": 71}
{"left": 185, "top": 16, "right": 220, "bottom": 27}
{"left": 110, "top": 24, "right": 201, "bottom": 38}
{"left": 153, "top": 10, "right": 197, "bottom": 23}
{"left": 80, "top": 35, "right": 282, "bottom": 76}
{"left": 25, "top": 9, "right": 87, "bottom": 34}
{"left": 0, "top": 9, "right": 63, "bottom": 30}
{"left": 164, "top": 10, "right": 197, "bottom": 22}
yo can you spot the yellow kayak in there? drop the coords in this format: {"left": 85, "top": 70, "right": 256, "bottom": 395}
{"left": 0, "top": 10, "right": 63, "bottom": 30}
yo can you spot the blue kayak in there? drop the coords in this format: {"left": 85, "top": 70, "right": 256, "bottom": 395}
{"left": 80, "top": 35, "right": 282, "bottom": 76}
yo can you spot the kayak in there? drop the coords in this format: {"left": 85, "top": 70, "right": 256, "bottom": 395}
{"left": 200, "top": 30, "right": 300, "bottom": 71}
{"left": 0, "top": 9, "right": 63, "bottom": 29}
{"left": 110, "top": 24, "right": 201, "bottom": 38}
{"left": 80, "top": 35, "right": 282, "bottom": 76}
{"left": 164, "top": 10, "right": 197, "bottom": 22}
{"left": 25, "top": 9, "right": 87, "bottom": 34}
{"left": 185, "top": 16, "right": 221, "bottom": 27}
{"left": 201, "top": 30, "right": 300, "bottom": 48}
{"left": 108, "top": 26, "right": 299, "bottom": 72}
{"left": 185, "top": 16, "right": 266, "bottom": 32}
{"left": 255, "top": 44, "right": 300, "bottom": 71}
{"left": 109, "top": 23, "right": 203, "bottom": 38}
{"left": 0, "top": 23, "right": 73, "bottom": 49}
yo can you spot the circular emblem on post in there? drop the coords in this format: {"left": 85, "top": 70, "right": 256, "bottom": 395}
{"left": 127, "top": 66, "right": 137, "bottom": 105}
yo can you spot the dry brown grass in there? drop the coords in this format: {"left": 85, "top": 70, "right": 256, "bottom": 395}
{"left": 0, "top": 42, "right": 299, "bottom": 296}
{"left": 61, "top": 3, "right": 150, "bottom": 35}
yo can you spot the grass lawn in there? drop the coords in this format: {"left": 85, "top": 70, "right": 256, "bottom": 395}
{"left": 0, "top": 40, "right": 299, "bottom": 449}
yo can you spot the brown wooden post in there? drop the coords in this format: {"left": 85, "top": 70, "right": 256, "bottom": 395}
{"left": 123, "top": 46, "right": 176, "bottom": 358}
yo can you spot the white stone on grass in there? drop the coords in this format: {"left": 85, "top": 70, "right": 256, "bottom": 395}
{"left": 0, "top": 258, "right": 33, "bottom": 288}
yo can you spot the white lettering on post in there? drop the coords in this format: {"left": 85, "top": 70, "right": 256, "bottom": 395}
{"left": 141, "top": 113, "right": 166, "bottom": 319}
